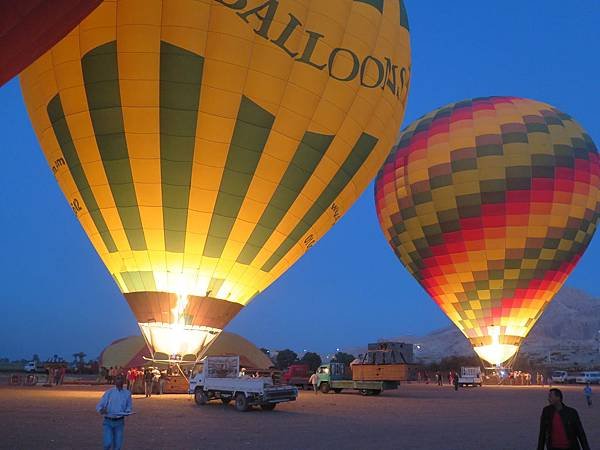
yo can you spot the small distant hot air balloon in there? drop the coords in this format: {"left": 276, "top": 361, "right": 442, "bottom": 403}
{"left": 375, "top": 97, "right": 600, "bottom": 366}
{"left": 0, "top": 0, "right": 102, "bottom": 86}
{"left": 21, "top": 0, "right": 411, "bottom": 360}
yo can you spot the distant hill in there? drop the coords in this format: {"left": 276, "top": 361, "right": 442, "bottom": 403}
{"left": 352, "top": 287, "right": 600, "bottom": 368}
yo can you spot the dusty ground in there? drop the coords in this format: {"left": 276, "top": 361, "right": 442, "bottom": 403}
{"left": 0, "top": 383, "right": 598, "bottom": 450}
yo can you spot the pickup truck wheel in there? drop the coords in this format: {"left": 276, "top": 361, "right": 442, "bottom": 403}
{"left": 359, "top": 389, "right": 369, "bottom": 396}
{"left": 221, "top": 398, "right": 231, "bottom": 405}
{"left": 194, "top": 389, "right": 208, "bottom": 406}
{"left": 235, "top": 393, "right": 250, "bottom": 412}
{"left": 333, "top": 388, "right": 342, "bottom": 394}
{"left": 261, "top": 403, "right": 276, "bottom": 411}
{"left": 319, "top": 383, "right": 330, "bottom": 394}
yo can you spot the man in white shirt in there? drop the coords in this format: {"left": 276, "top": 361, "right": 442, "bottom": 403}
{"left": 96, "top": 374, "right": 132, "bottom": 450}
{"left": 308, "top": 372, "right": 319, "bottom": 395}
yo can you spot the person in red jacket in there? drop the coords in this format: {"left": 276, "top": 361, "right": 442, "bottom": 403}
{"left": 537, "top": 388, "right": 589, "bottom": 450}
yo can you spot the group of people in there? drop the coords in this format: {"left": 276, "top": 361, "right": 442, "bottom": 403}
{"left": 102, "top": 366, "right": 125, "bottom": 384}
{"left": 100, "top": 366, "right": 169, "bottom": 396}
{"left": 419, "top": 370, "right": 462, "bottom": 390}
{"left": 48, "top": 366, "right": 66, "bottom": 385}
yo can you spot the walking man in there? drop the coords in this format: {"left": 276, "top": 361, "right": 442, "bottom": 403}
{"left": 453, "top": 370, "right": 459, "bottom": 391}
{"left": 96, "top": 374, "right": 132, "bottom": 450}
{"left": 309, "top": 371, "right": 319, "bottom": 395}
{"left": 144, "top": 367, "right": 153, "bottom": 398}
{"left": 537, "top": 388, "right": 589, "bottom": 450}
{"left": 583, "top": 383, "right": 592, "bottom": 407}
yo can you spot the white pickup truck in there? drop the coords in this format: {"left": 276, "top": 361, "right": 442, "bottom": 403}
{"left": 188, "top": 356, "right": 298, "bottom": 412}
{"left": 458, "top": 366, "right": 483, "bottom": 387}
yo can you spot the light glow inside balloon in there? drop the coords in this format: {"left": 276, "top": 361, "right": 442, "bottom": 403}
{"left": 21, "top": 0, "right": 411, "bottom": 358}
{"left": 375, "top": 97, "right": 600, "bottom": 366}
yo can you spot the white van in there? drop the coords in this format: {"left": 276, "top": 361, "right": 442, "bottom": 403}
{"left": 550, "top": 370, "right": 568, "bottom": 383}
{"left": 575, "top": 371, "right": 600, "bottom": 384}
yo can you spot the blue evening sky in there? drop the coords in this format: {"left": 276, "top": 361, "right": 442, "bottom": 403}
{"left": 0, "top": 1, "right": 598, "bottom": 360}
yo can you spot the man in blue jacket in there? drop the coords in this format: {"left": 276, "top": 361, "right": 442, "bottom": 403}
{"left": 96, "top": 374, "right": 133, "bottom": 450}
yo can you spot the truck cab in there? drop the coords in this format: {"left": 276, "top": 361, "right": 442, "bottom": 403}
{"left": 281, "top": 363, "right": 311, "bottom": 389}
{"left": 24, "top": 361, "right": 37, "bottom": 373}
{"left": 189, "top": 356, "right": 298, "bottom": 412}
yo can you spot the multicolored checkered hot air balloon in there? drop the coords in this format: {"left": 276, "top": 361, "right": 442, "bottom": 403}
{"left": 375, "top": 97, "right": 600, "bottom": 366}
{"left": 21, "top": 0, "right": 411, "bottom": 360}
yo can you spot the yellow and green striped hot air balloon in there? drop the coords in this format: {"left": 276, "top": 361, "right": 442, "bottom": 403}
{"left": 21, "top": 0, "right": 411, "bottom": 359}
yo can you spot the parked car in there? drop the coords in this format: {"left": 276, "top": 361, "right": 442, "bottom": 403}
{"left": 575, "top": 371, "right": 600, "bottom": 384}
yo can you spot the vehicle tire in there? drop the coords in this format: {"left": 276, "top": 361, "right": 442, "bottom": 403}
{"left": 235, "top": 393, "right": 250, "bottom": 412}
{"left": 221, "top": 398, "right": 231, "bottom": 405}
{"left": 261, "top": 403, "right": 276, "bottom": 411}
{"left": 320, "top": 383, "right": 330, "bottom": 394}
{"left": 359, "top": 389, "right": 369, "bottom": 396}
{"left": 194, "top": 389, "right": 208, "bottom": 406}
{"left": 333, "top": 388, "right": 342, "bottom": 394}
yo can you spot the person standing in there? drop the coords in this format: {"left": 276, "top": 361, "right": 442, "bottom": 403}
{"left": 453, "top": 370, "right": 459, "bottom": 391}
{"left": 537, "top": 388, "right": 589, "bottom": 450}
{"left": 143, "top": 367, "right": 153, "bottom": 398}
{"left": 308, "top": 371, "right": 319, "bottom": 395}
{"left": 159, "top": 370, "right": 167, "bottom": 395}
{"left": 152, "top": 367, "right": 161, "bottom": 394}
{"left": 126, "top": 368, "right": 136, "bottom": 392}
{"left": 583, "top": 383, "right": 592, "bottom": 408}
{"left": 96, "top": 374, "right": 132, "bottom": 450}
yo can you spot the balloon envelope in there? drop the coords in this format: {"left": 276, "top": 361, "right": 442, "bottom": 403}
{"left": 375, "top": 97, "right": 600, "bottom": 366}
{"left": 21, "top": 0, "right": 411, "bottom": 358}
{"left": 0, "top": 0, "right": 102, "bottom": 86}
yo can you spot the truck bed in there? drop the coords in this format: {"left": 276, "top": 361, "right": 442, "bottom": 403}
{"left": 352, "top": 364, "right": 411, "bottom": 382}
{"left": 203, "top": 376, "right": 271, "bottom": 394}
{"left": 331, "top": 380, "right": 398, "bottom": 391}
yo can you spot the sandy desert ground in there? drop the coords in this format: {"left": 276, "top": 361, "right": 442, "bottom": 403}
{"left": 0, "top": 383, "right": 598, "bottom": 450}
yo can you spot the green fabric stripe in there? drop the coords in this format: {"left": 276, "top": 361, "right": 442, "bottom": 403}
{"left": 399, "top": 0, "right": 410, "bottom": 30}
{"left": 354, "top": 0, "right": 384, "bottom": 12}
{"left": 47, "top": 95, "right": 117, "bottom": 253}
{"left": 120, "top": 271, "right": 157, "bottom": 292}
{"left": 160, "top": 41, "right": 204, "bottom": 253}
{"left": 202, "top": 96, "right": 276, "bottom": 258}
{"left": 82, "top": 41, "right": 147, "bottom": 251}
{"left": 237, "top": 131, "right": 334, "bottom": 264}
{"left": 262, "top": 133, "right": 379, "bottom": 272}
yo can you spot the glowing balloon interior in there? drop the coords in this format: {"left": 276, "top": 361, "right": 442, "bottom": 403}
{"left": 21, "top": 0, "right": 411, "bottom": 358}
{"left": 375, "top": 97, "right": 600, "bottom": 366}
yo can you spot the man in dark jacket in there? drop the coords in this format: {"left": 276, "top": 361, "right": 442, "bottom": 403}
{"left": 537, "top": 388, "right": 590, "bottom": 450}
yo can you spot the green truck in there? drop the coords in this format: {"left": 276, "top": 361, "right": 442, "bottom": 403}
{"left": 315, "top": 362, "right": 398, "bottom": 396}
